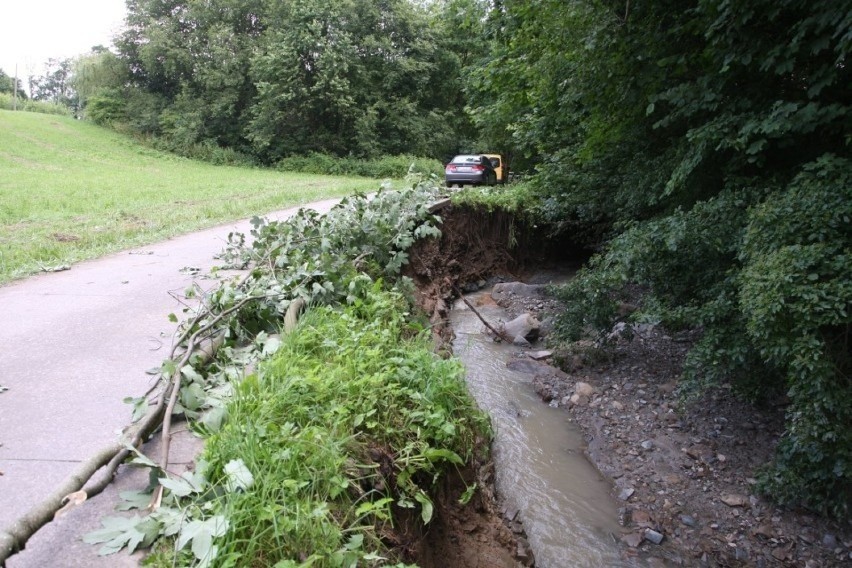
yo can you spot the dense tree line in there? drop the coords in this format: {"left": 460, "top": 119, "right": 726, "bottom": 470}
{"left": 468, "top": 0, "right": 849, "bottom": 517}
{"left": 70, "top": 0, "right": 489, "bottom": 163}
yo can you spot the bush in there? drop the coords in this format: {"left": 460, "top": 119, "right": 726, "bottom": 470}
{"left": 740, "top": 155, "right": 852, "bottom": 518}
{"left": 84, "top": 90, "right": 126, "bottom": 125}
{"left": 0, "top": 94, "right": 72, "bottom": 116}
{"left": 147, "top": 137, "right": 257, "bottom": 167}
{"left": 552, "top": 156, "right": 852, "bottom": 517}
{"left": 277, "top": 152, "right": 443, "bottom": 179}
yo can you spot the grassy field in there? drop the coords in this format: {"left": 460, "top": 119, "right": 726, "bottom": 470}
{"left": 0, "top": 110, "right": 378, "bottom": 285}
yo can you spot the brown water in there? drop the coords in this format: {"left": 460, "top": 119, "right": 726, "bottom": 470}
{"left": 451, "top": 291, "right": 641, "bottom": 568}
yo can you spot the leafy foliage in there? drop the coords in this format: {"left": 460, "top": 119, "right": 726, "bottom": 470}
{"left": 107, "top": 0, "right": 486, "bottom": 163}
{"left": 474, "top": 0, "right": 852, "bottom": 516}
{"left": 0, "top": 95, "right": 70, "bottom": 115}
{"left": 89, "top": 179, "right": 487, "bottom": 565}
{"left": 200, "top": 287, "right": 487, "bottom": 565}
{"left": 0, "top": 69, "right": 27, "bottom": 99}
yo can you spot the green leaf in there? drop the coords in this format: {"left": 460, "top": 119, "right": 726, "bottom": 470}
{"left": 161, "top": 359, "right": 178, "bottom": 377}
{"left": 415, "top": 491, "right": 434, "bottom": 524}
{"left": 181, "top": 382, "right": 206, "bottom": 411}
{"left": 262, "top": 336, "right": 282, "bottom": 356}
{"left": 343, "top": 533, "right": 364, "bottom": 551}
{"left": 200, "top": 405, "right": 227, "bottom": 433}
{"left": 224, "top": 459, "right": 254, "bottom": 492}
{"left": 116, "top": 490, "right": 153, "bottom": 511}
{"left": 159, "top": 475, "right": 195, "bottom": 497}
{"left": 123, "top": 396, "right": 148, "bottom": 423}
{"left": 83, "top": 515, "right": 150, "bottom": 556}
{"left": 421, "top": 447, "right": 464, "bottom": 465}
{"left": 180, "top": 364, "right": 203, "bottom": 383}
{"left": 459, "top": 483, "right": 477, "bottom": 505}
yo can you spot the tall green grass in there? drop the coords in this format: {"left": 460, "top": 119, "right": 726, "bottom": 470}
{"left": 155, "top": 287, "right": 489, "bottom": 566}
{"left": 0, "top": 94, "right": 71, "bottom": 116}
{"left": 0, "top": 110, "right": 377, "bottom": 284}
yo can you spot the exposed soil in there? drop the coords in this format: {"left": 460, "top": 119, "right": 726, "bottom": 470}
{"left": 404, "top": 204, "right": 851, "bottom": 568}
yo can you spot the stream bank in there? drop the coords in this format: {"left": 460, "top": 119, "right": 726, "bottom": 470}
{"left": 405, "top": 204, "right": 851, "bottom": 567}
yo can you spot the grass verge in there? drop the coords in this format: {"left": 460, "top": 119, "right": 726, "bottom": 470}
{"left": 0, "top": 110, "right": 377, "bottom": 284}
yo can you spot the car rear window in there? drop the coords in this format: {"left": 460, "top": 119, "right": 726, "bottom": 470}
{"left": 450, "top": 155, "right": 483, "bottom": 164}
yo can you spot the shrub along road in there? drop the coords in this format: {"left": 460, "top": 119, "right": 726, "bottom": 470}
{"left": 0, "top": 199, "right": 339, "bottom": 567}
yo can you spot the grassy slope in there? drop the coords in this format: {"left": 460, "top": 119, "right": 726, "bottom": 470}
{"left": 0, "top": 110, "right": 377, "bottom": 284}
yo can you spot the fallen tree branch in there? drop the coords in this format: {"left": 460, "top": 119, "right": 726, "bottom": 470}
{"left": 451, "top": 284, "right": 511, "bottom": 342}
{"left": 0, "top": 387, "right": 170, "bottom": 563}
{"left": 151, "top": 296, "right": 262, "bottom": 509}
{"left": 0, "top": 305, "right": 226, "bottom": 562}
{"left": 2, "top": 225, "right": 316, "bottom": 560}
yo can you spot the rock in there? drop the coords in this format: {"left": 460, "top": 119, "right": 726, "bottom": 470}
{"left": 641, "top": 440, "right": 655, "bottom": 451}
{"left": 618, "top": 487, "right": 635, "bottom": 501}
{"left": 611, "top": 400, "right": 624, "bottom": 411}
{"left": 512, "top": 335, "right": 532, "bottom": 347}
{"left": 501, "top": 313, "right": 541, "bottom": 343}
{"left": 621, "top": 532, "right": 644, "bottom": 548}
{"left": 527, "top": 350, "right": 553, "bottom": 360}
{"left": 539, "top": 317, "right": 554, "bottom": 337}
{"left": 507, "top": 359, "right": 547, "bottom": 374}
{"left": 492, "top": 282, "right": 544, "bottom": 305}
{"left": 632, "top": 509, "right": 653, "bottom": 526}
{"left": 680, "top": 514, "right": 697, "bottom": 527}
{"left": 822, "top": 533, "right": 837, "bottom": 548}
{"left": 644, "top": 529, "right": 665, "bottom": 545}
{"left": 720, "top": 493, "right": 749, "bottom": 507}
{"left": 575, "top": 381, "right": 595, "bottom": 398}
{"left": 569, "top": 393, "right": 589, "bottom": 406}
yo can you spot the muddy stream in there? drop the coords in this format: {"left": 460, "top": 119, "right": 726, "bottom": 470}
{"left": 451, "top": 289, "right": 641, "bottom": 567}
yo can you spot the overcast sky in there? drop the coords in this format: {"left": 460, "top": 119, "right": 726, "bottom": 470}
{"left": 0, "top": 0, "right": 127, "bottom": 82}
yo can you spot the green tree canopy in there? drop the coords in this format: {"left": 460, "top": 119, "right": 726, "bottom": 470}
{"left": 0, "top": 69, "right": 27, "bottom": 99}
{"left": 468, "top": 0, "right": 850, "bottom": 516}
{"left": 111, "top": 0, "right": 487, "bottom": 161}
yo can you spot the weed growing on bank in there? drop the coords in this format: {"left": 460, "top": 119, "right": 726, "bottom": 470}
{"left": 190, "top": 287, "right": 489, "bottom": 566}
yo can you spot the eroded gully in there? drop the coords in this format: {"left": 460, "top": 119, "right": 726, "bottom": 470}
{"left": 451, "top": 289, "right": 644, "bottom": 568}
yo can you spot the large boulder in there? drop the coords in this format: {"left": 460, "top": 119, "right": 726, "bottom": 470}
{"left": 500, "top": 313, "right": 541, "bottom": 344}
{"left": 491, "top": 282, "right": 544, "bottom": 306}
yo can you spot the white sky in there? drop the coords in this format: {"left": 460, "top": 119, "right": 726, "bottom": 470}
{"left": 0, "top": 0, "right": 127, "bottom": 83}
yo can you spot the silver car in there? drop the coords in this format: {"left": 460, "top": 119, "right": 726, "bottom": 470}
{"left": 445, "top": 154, "right": 497, "bottom": 186}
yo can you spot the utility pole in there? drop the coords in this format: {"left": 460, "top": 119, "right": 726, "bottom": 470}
{"left": 13, "top": 64, "right": 18, "bottom": 111}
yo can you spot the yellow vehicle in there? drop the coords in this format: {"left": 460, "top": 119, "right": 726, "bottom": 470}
{"left": 484, "top": 154, "right": 508, "bottom": 184}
